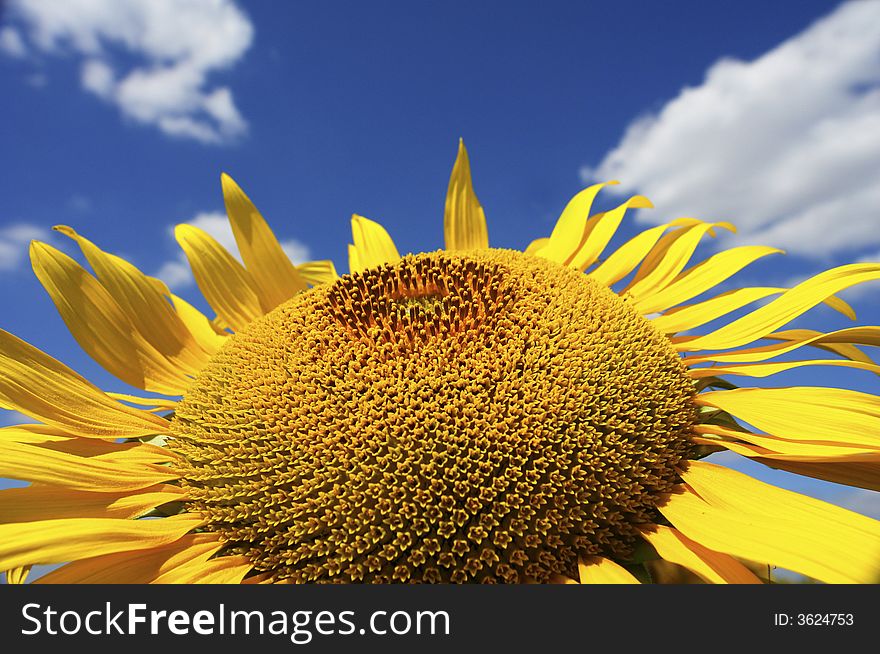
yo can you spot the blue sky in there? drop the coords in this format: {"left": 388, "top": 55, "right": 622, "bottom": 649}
{"left": 1, "top": 0, "right": 878, "bottom": 524}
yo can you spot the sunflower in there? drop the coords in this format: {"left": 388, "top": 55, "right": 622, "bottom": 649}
{"left": 1, "top": 142, "right": 878, "bottom": 585}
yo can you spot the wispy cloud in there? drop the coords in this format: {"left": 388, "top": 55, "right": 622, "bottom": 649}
{"left": 155, "top": 211, "right": 312, "bottom": 289}
{"left": 0, "top": 223, "right": 51, "bottom": 272}
{"left": 581, "top": 1, "right": 880, "bottom": 259}
{"left": 0, "top": 26, "right": 27, "bottom": 58}
{"left": 4, "top": 0, "right": 254, "bottom": 144}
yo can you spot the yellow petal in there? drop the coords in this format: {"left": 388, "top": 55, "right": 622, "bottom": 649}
{"left": 0, "top": 427, "right": 176, "bottom": 462}
{"left": 679, "top": 264, "right": 880, "bottom": 352}
{"left": 36, "top": 532, "right": 222, "bottom": 584}
{"left": 641, "top": 524, "right": 761, "bottom": 584}
{"left": 175, "top": 224, "right": 263, "bottom": 332}
{"left": 817, "top": 294, "right": 858, "bottom": 320}
{"left": 530, "top": 194, "right": 652, "bottom": 269}
{"left": 577, "top": 556, "right": 640, "bottom": 584}
{"left": 660, "top": 461, "right": 880, "bottom": 584}
{"left": 350, "top": 214, "right": 401, "bottom": 272}
{"left": 444, "top": 140, "right": 489, "bottom": 251}
{"left": 29, "top": 437, "right": 178, "bottom": 465}
{"left": 30, "top": 242, "right": 189, "bottom": 395}
{"left": 653, "top": 287, "right": 785, "bottom": 334}
{"left": 0, "top": 329, "right": 168, "bottom": 438}
{"left": 5, "top": 566, "right": 30, "bottom": 584}
{"left": 703, "top": 437, "right": 880, "bottom": 464}
{"left": 749, "top": 458, "right": 880, "bottom": 493}
{"left": 54, "top": 226, "right": 212, "bottom": 375}
{"left": 92, "top": 443, "right": 180, "bottom": 466}
{"left": 697, "top": 386, "right": 880, "bottom": 448}
{"left": 523, "top": 237, "right": 550, "bottom": 256}
{"left": 156, "top": 554, "right": 253, "bottom": 584}
{"left": 624, "top": 221, "right": 736, "bottom": 300}
{"left": 0, "top": 484, "right": 184, "bottom": 522}
{"left": 635, "top": 246, "right": 782, "bottom": 315}
{"left": 588, "top": 219, "right": 701, "bottom": 288}
{"left": 0, "top": 440, "right": 178, "bottom": 492}
{"left": 765, "top": 329, "right": 872, "bottom": 364}
{"left": 692, "top": 423, "right": 877, "bottom": 458}
{"left": 0, "top": 423, "right": 76, "bottom": 444}
{"left": 686, "top": 326, "right": 880, "bottom": 364}
{"left": 106, "top": 392, "right": 179, "bottom": 411}
{"left": 347, "top": 244, "right": 362, "bottom": 275}
{"left": 0, "top": 513, "right": 204, "bottom": 570}
{"left": 538, "top": 182, "right": 617, "bottom": 264}
{"left": 662, "top": 291, "right": 855, "bottom": 338}
{"left": 165, "top": 292, "right": 226, "bottom": 356}
{"left": 296, "top": 260, "right": 339, "bottom": 286}
{"left": 693, "top": 425, "right": 880, "bottom": 491}
{"left": 221, "top": 173, "right": 307, "bottom": 310}
{"left": 698, "top": 437, "right": 880, "bottom": 491}
{"left": 570, "top": 196, "right": 653, "bottom": 271}
{"left": 689, "top": 358, "right": 880, "bottom": 379}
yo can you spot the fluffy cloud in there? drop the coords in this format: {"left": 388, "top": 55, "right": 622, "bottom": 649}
{"left": 5, "top": 0, "right": 253, "bottom": 144}
{"left": 154, "top": 255, "right": 195, "bottom": 290}
{"left": 581, "top": 2, "right": 880, "bottom": 259}
{"left": 156, "top": 211, "right": 312, "bottom": 289}
{"left": 0, "top": 223, "right": 51, "bottom": 272}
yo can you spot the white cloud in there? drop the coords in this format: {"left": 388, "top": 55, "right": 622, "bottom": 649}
{"left": 7, "top": 0, "right": 253, "bottom": 144}
{"left": 581, "top": 1, "right": 880, "bottom": 259}
{"left": 80, "top": 57, "right": 114, "bottom": 98}
{"left": 0, "top": 223, "right": 51, "bottom": 272}
{"left": 187, "top": 211, "right": 238, "bottom": 254}
{"left": 0, "top": 26, "right": 27, "bottom": 57}
{"left": 154, "top": 255, "right": 193, "bottom": 289}
{"left": 282, "top": 240, "right": 310, "bottom": 266}
{"left": 276, "top": 241, "right": 310, "bottom": 265}
{"left": 155, "top": 211, "right": 312, "bottom": 289}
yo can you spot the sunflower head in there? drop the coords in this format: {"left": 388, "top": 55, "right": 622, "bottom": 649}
{"left": 1, "top": 141, "right": 878, "bottom": 585}
{"left": 169, "top": 249, "right": 696, "bottom": 583}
